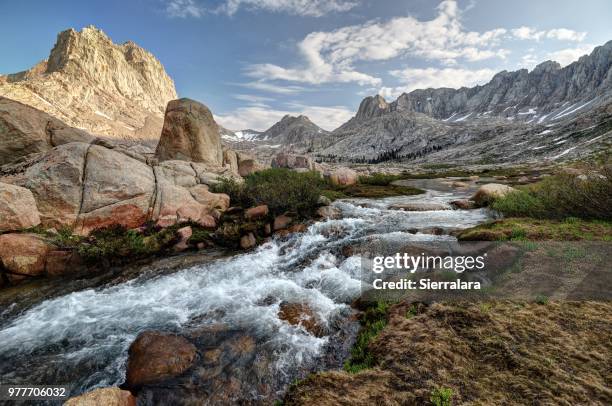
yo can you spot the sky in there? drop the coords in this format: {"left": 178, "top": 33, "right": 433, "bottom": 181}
{"left": 0, "top": 0, "right": 611, "bottom": 131}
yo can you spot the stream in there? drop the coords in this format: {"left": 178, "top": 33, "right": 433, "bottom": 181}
{"left": 0, "top": 179, "right": 493, "bottom": 403}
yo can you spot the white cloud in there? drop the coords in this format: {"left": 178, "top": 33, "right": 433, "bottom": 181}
{"left": 246, "top": 0, "right": 509, "bottom": 86}
{"left": 165, "top": 0, "right": 204, "bottom": 18}
{"left": 379, "top": 67, "right": 496, "bottom": 99}
{"left": 512, "top": 26, "right": 586, "bottom": 42}
{"left": 547, "top": 44, "right": 595, "bottom": 66}
{"left": 233, "top": 94, "right": 274, "bottom": 104}
{"left": 218, "top": 0, "right": 358, "bottom": 17}
{"left": 215, "top": 104, "right": 352, "bottom": 131}
{"left": 238, "top": 80, "right": 307, "bottom": 94}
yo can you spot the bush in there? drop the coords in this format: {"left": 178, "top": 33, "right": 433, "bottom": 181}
{"left": 430, "top": 387, "right": 453, "bottom": 406}
{"left": 344, "top": 301, "right": 389, "bottom": 373}
{"left": 491, "top": 165, "right": 612, "bottom": 220}
{"left": 213, "top": 168, "right": 323, "bottom": 216}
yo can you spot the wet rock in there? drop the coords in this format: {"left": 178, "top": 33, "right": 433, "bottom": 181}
{"left": 316, "top": 205, "right": 341, "bottom": 219}
{"left": 420, "top": 226, "right": 446, "bottom": 235}
{"left": 317, "top": 195, "right": 332, "bottom": 206}
{"left": 64, "top": 387, "right": 136, "bottom": 406}
{"left": 173, "top": 226, "right": 192, "bottom": 252}
{"left": 452, "top": 181, "right": 470, "bottom": 188}
{"left": 155, "top": 98, "right": 223, "bottom": 165}
{"left": 240, "top": 233, "right": 256, "bottom": 249}
{"left": 245, "top": 205, "right": 268, "bottom": 220}
{"left": 273, "top": 214, "right": 292, "bottom": 231}
{"left": 0, "top": 182, "right": 41, "bottom": 232}
{"left": 0, "top": 233, "right": 52, "bottom": 283}
{"left": 278, "top": 302, "right": 324, "bottom": 337}
{"left": 45, "top": 250, "right": 84, "bottom": 277}
{"left": 125, "top": 331, "right": 197, "bottom": 388}
{"left": 389, "top": 202, "right": 450, "bottom": 211}
{"left": 329, "top": 167, "right": 357, "bottom": 186}
{"left": 450, "top": 199, "right": 476, "bottom": 210}
{"left": 472, "top": 183, "right": 516, "bottom": 206}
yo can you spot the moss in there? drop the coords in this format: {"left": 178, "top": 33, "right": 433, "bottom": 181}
{"left": 343, "top": 300, "right": 390, "bottom": 373}
{"left": 457, "top": 218, "right": 612, "bottom": 241}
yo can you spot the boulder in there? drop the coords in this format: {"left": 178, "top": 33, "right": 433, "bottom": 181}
{"left": 74, "top": 145, "right": 155, "bottom": 235}
{"left": 389, "top": 202, "right": 450, "bottom": 211}
{"left": 329, "top": 168, "right": 358, "bottom": 186}
{"left": 240, "top": 233, "right": 256, "bottom": 249}
{"left": 223, "top": 149, "right": 239, "bottom": 175}
{"left": 189, "top": 185, "right": 230, "bottom": 213}
{"left": 245, "top": 205, "right": 269, "bottom": 220}
{"left": 125, "top": 331, "right": 197, "bottom": 388}
{"left": 317, "top": 195, "right": 332, "bottom": 206}
{"left": 173, "top": 226, "right": 192, "bottom": 252}
{"left": 278, "top": 302, "right": 324, "bottom": 337}
{"left": 236, "top": 152, "right": 261, "bottom": 177}
{"left": 64, "top": 387, "right": 136, "bottom": 406}
{"left": 471, "top": 183, "right": 516, "bottom": 206}
{"left": 155, "top": 98, "right": 223, "bottom": 165}
{"left": 273, "top": 215, "right": 292, "bottom": 231}
{"left": 450, "top": 199, "right": 477, "bottom": 210}
{"left": 0, "top": 233, "right": 52, "bottom": 283}
{"left": 0, "top": 96, "right": 93, "bottom": 165}
{"left": 0, "top": 182, "right": 41, "bottom": 232}
{"left": 271, "top": 152, "right": 315, "bottom": 170}
{"left": 316, "top": 206, "right": 341, "bottom": 219}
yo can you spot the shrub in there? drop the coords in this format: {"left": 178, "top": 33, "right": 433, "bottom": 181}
{"left": 491, "top": 165, "right": 612, "bottom": 220}
{"left": 214, "top": 169, "right": 323, "bottom": 216}
{"left": 430, "top": 387, "right": 453, "bottom": 406}
{"left": 344, "top": 301, "right": 389, "bottom": 373}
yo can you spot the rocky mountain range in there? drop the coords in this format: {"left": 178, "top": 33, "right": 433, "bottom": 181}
{"left": 237, "top": 41, "right": 612, "bottom": 165}
{"left": 0, "top": 26, "right": 177, "bottom": 140}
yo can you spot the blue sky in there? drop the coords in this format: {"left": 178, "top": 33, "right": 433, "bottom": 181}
{"left": 0, "top": 0, "right": 610, "bottom": 130}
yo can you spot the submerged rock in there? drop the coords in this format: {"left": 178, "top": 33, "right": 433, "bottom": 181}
{"left": 278, "top": 302, "right": 324, "bottom": 337}
{"left": 125, "top": 331, "right": 197, "bottom": 388}
{"left": 450, "top": 199, "right": 477, "bottom": 210}
{"left": 389, "top": 202, "right": 450, "bottom": 211}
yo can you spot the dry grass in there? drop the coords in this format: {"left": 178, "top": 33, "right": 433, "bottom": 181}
{"left": 285, "top": 301, "right": 612, "bottom": 406}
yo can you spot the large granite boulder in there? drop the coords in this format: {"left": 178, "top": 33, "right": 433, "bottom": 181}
{"left": 0, "top": 96, "right": 93, "bottom": 165}
{"left": 329, "top": 167, "right": 358, "bottom": 186}
{"left": 0, "top": 233, "right": 52, "bottom": 283}
{"left": 236, "top": 151, "right": 261, "bottom": 176}
{"left": 155, "top": 98, "right": 223, "bottom": 165}
{"left": 271, "top": 152, "right": 315, "bottom": 171}
{"left": 472, "top": 183, "right": 516, "bottom": 206}
{"left": 0, "top": 182, "right": 41, "bottom": 231}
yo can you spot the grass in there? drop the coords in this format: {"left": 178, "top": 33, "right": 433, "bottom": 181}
{"left": 343, "top": 301, "right": 390, "bottom": 373}
{"left": 456, "top": 218, "right": 612, "bottom": 241}
{"left": 430, "top": 387, "right": 453, "bottom": 406}
{"left": 322, "top": 172, "right": 424, "bottom": 200}
{"left": 490, "top": 165, "right": 611, "bottom": 220}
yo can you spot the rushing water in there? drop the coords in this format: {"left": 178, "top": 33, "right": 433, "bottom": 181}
{"left": 0, "top": 180, "right": 492, "bottom": 400}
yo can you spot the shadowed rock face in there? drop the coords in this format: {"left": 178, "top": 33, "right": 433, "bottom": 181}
{"left": 0, "top": 26, "right": 177, "bottom": 140}
{"left": 0, "top": 96, "right": 93, "bottom": 165}
{"left": 155, "top": 98, "right": 224, "bottom": 165}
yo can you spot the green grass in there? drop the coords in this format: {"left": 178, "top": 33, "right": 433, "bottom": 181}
{"left": 357, "top": 173, "right": 403, "bottom": 186}
{"left": 430, "top": 387, "right": 453, "bottom": 406}
{"left": 344, "top": 301, "right": 390, "bottom": 373}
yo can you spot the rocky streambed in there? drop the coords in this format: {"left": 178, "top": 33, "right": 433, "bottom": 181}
{"left": 0, "top": 179, "right": 493, "bottom": 404}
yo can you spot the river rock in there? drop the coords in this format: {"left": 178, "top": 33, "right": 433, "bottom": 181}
{"left": 450, "top": 199, "right": 477, "bottom": 210}
{"left": 317, "top": 195, "right": 332, "bottom": 206}
{"left": 278, "top": 302, "right": 324, "bottom": 337}
{"left": 389, "top": 202, "right": 450, "bottom": 211}
{"left": 155, "top": 98, "right": 223, "bottom": 165}
{"left": 0, "top": 182, "right": 41, "bottom": 232}
{"left": 316, "top": 205, "right": 341, "bottom": 219}
{"left": 64, "top": 387, "right": 136, "bottom": 406}
{"left": 125, "top": 331, "right": 197, "bottom": 388}
{"left": 0, "top": 233, "right": 52, "bottom": 282}
{"left": 240, "top": 233, "right": 256, "bottom": 249}
{"left": 471, "top": 183, "right": 516, "bottom": 206}
{"left": 329, "top": 168, "right": 358, "bottom": 186}
{"left": 173, "top": 226, "right": 192, "bottom": 252}
{"left": 273, "top": 215, "right": 292, "bottom": 231}
{"left": 245, "top": 205, "right": 269, "bottom": 220}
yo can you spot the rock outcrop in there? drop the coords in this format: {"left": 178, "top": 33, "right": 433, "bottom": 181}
{"left": 472, "top": 183, "right": 516, "bottom": 206}
{"left": 155, "top": 98, "right": 223, "bottom": 165}
{"left": 0, "top": 26, "right": 177, "bottom": 140}
{"left": 0, "top": 182, "right": 41, "bottom": 231}
{"left": 0, "top": 96, "right": 93, "bottom": 165}
{"left": 64, "top": 387, "right": 136, "bottom": 406}
{"left": 329, "top": 168, "right": 358, "bottom": 186}
{"left": 271, "top": 152, "right": 316, "bottom": 171}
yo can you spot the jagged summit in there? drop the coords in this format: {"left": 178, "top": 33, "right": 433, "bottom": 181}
{"left": 0, "top": 25, "right": 177, "bottom": 139}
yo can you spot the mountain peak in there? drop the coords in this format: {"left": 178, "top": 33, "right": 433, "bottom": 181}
{"left": 355, "top": 94, "right": 390, "bottom": 120}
